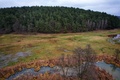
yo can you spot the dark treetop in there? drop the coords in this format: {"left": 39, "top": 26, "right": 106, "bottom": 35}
{"left": 0, "top": 6, "right": 120, "bottom": 34}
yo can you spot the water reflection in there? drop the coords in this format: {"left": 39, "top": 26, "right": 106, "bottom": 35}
{"left": 7, "top": 61, "right": 120, "bottom": 80}
{"left": 110, "top": 64, "right": 117, "bottom": 72}
{"left": 96, "top": 61, "right": 120, "bottom": 80}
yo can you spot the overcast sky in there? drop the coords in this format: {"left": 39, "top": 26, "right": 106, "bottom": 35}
{"left": 0, "top": 0, "right": 120, "bottom": 16}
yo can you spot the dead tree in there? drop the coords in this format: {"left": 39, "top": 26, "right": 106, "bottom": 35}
{"left": 57, "top": 44, "right": 97, "bottom": 80}
{"left": 73, "top": 44, "right": 96, "bottom": 79}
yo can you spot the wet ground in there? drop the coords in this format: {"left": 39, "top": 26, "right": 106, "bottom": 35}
{"left": 6, "top": 61, "right": 120, "bottom": 80}
{"left": 7, "top": 66, "right": 56, "bottom": 80}
{"left": 0, "top": 51, "right": 32, "bottom": 68}
{"left": 96, "top": 61, "right": 120, "bottom": 80}
{"left": 108, "top": 34, "right": 120, "bottom": 44}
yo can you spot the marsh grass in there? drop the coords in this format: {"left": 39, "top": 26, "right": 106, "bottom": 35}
{"left": 0, "top": 29, "right": 120, "bottom": 67}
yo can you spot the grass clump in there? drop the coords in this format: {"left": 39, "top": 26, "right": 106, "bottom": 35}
{"left": 0, "top": 29, "right": 120, "bottom": 67}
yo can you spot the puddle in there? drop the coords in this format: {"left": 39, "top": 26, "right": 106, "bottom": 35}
{"left": 0, "top": 51, "right": 32, "bottom": 68}
{"left": 96, "top": 61, "right": 120, "bottom": 80}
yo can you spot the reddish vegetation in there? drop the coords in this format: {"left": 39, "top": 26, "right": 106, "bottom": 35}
{"left": 0, "top": 59, "right": 58, "bottom": 79}
{"left": 96, "top": 55, "right": 120, "bottom": 68}
{"left": 94, "top": 67, "right": 113, "bottom": 80}
{"left": 0, "top": 55, "right": 119, "bottom": 80}
{"left": 107, "top": 34, "right": 117, "bottom": 37}
{"left": 1, "top": 66, "right": 113, "bottom": 80}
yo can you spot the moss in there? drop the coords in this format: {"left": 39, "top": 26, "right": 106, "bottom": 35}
{"left": 0, "top": 29, "right": 120, "bottom": 67}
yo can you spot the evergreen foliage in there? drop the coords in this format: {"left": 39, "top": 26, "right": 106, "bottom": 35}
{"left": 0, "top": 6, "right": 120, "bottom": 33}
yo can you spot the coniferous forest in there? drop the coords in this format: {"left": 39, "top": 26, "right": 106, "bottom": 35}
{"left": 0, "top": 6, "right": 120, "bottom": 34}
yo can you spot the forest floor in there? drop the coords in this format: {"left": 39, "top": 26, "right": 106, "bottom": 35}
{"left": 0, "top": 29, "right": 120, "bottom": 67}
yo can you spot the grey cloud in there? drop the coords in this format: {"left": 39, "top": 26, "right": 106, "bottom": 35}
{"left": 0, "top": 0, "right": 119, "bottom": 16}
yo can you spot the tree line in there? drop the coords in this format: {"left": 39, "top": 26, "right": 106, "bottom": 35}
{"left": 0, "top": 6, "right": 120, "bottom": 34}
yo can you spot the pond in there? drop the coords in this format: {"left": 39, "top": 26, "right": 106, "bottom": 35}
{"left": 7, "top": 61, "right": 120, "bottom": 80}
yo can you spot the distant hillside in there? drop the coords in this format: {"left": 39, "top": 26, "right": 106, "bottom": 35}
{"left": 0, "top": 6, "right": 120, "bottom": 34}
{"left": 118, "top": 16, "right": 120, "bottom": 19}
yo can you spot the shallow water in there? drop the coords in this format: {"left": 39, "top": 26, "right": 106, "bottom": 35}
{"left": 96, "top": 61, "right": 120, "bottom": 80}
{"left": 6, "top": 61, "right": 120, "bottom": 80}
{"left": 7, "top": 66, "right": 56, "bottom": 80}
{"left": 0, "top": 51, "right": 32, "bottom": 68}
